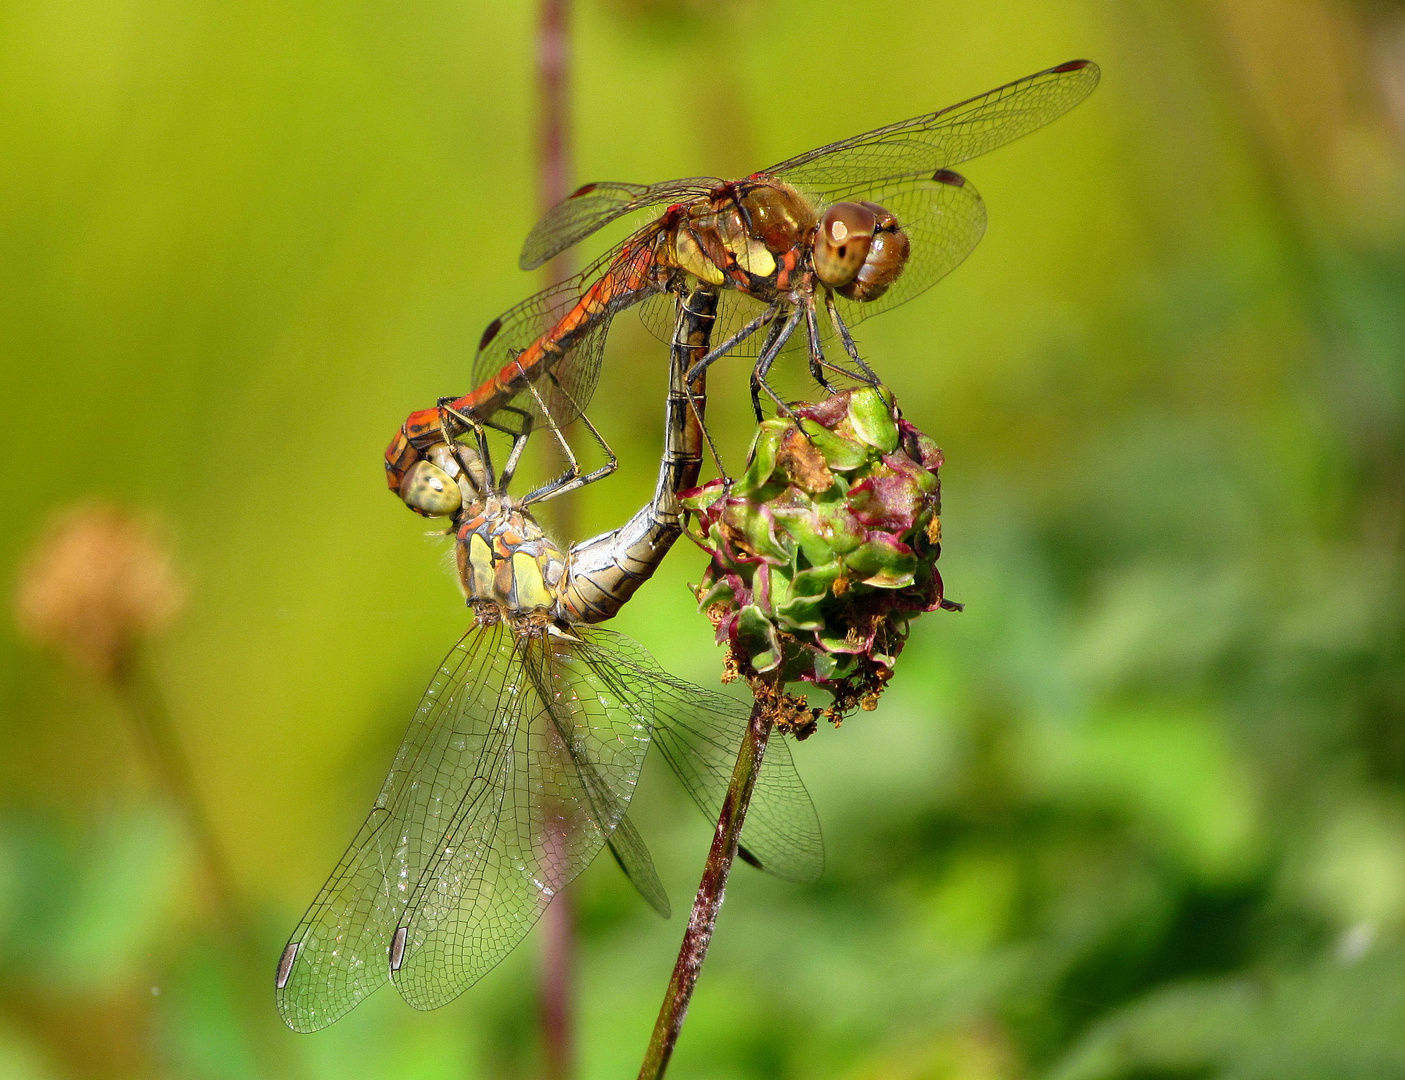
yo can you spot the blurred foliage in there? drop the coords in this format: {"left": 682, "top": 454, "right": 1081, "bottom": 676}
{"left": 3, "top": 0, "right": 1405, "bottom": 1077}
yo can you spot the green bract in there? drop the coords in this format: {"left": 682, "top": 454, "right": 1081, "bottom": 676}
{"left": 682, "top": 387, "right": 960, "bottom": 733}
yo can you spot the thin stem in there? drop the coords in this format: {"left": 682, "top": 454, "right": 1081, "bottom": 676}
{"left": 536, "top": 4, "right": 578, "bottom": 1078}
{"left": 535, "top": 0, "right": 577, "bottom": 541}
{"left": 116, "top": 650, "right": 248, "bottom": 946}
{"left": 636, "top": 678, "right": 778, "bottom": 1080}
{"left": 118, "top": 652, "right": 309, "bottom": 1080}
{"left": 540, "top": 820, "right": 576, "bottom": 1080}
{"left": 537, "top": 0, "right": 572, "bottom": 230}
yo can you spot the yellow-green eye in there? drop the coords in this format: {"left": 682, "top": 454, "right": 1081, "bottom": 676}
{"left": 398, "top": 460, "right": 461, "bottom": 517}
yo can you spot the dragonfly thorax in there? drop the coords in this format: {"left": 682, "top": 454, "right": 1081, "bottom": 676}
{"left": 661, "top": 179, "right": 909, "bottom": 306}
{"left": 455, "top": 500, "right": 569, "bottom": 618}
{"left": 663, "top": 181, "right": 817, "bottom": 302}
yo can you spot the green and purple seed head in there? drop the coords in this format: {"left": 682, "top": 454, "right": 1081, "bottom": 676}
{"left": 682, "top": 387, "right": 960, "bottom": 734}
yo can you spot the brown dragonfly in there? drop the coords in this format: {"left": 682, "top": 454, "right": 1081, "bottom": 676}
{"left": 385, "top": 59, "right": 1099, "bottom": 502}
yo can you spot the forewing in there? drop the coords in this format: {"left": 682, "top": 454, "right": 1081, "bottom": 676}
{"left": 520, "top": 178, "right": 721, "bottom": 270}
{"left": 573, "top": 627, "right": 824, "bottom": 883}
{"left": 828, "top": 171, "right": 987, "bottom": 331}
{"left": 768, "top": 60, "right": 1100, "bottom": 191}
{"left": 390, "top": 626, "right": 655, "bottom": 1011}
{"left": 472, "top": 243, "right": 662, "bottom": 427}
{"left": 275, "top": 620, "right": 516, "bottom": 1033}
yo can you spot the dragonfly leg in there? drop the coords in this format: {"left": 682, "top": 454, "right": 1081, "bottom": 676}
{"left": 751, "top": 306, "right": 805, "bottom": 421}
{"left": 801, "top": 298, "right": 846, "bottom": 395}
{"left": 518, "top": 372, "right": 618, "bottom": 507}
{"left": 437, "top": 399, "right": 499, "bottom": 493}
{"left": 491, "top": 406, "right": 535, "bottom": 490}
{"left": 683, "top": 301, "right": 778, "bottom": 390}
{"left": 823, "top": 292, "right": 884, "bottom": 390}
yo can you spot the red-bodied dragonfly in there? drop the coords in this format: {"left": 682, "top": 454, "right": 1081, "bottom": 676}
{"left": 278, "top": 291, "right": 820, "bottom": 1032}
{"left": 385, "top": 59, "right": 1099, "bottom": 503}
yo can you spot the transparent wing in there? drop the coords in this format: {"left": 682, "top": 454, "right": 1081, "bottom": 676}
{"left": 768, "top": 60, "right": 1100, "bottom": 191}
{"left": 649, "top": 677, "right": 824, "bottom": 884}
{"left": 607, "top": 812, "right": 670, "bottom": 918}
{"left": 575, "top": 627, "right": 824, "bottom": 883}
{"left": 520, "top": 177, "right": 721, "bottom": 271}
{"left": 471, "top": 241, "right": 662, "bottom": 427}
{"left": 276, "top": 621, "right": 512, "bottom": 1032}
{"left": 638, "top": 288, "right": 806, "bottom": 367}
{"left": 390, "top": 627, "right": 656, "bottom": 1012}
{"left": 274, "top": 620, "right": 656, "bottom": 1031}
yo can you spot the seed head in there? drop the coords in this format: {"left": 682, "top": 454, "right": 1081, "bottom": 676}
{"left": 682, "top": 388, "right": 960, "bottom": 732}
{"left": 15, "top": 504, "right": 185, "bottom": 681}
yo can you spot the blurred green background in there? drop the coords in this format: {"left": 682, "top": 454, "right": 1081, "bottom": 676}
{"left": 5, "top": 0, "right": 1405, "bottom": 1076}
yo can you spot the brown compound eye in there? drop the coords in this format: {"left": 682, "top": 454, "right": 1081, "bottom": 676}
{"left": 838, "top": 202, "right": 910, "bottom": 302}
{"left": 813, "top": 201, "right": 877, "bottom": 288}
{"left": 399, "top": 459, "right": 462, "bottom": 517}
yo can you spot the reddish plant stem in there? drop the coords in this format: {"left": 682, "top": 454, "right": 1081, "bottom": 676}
{"left": 537, "top": 0, "right": 573, "bottom": 236}
{"left": 541, "top": 822, "right": 576, "bottom": 1080}
{"left": 536, "top": 8, "right": 577, "bottom": 1074}
{"left": 636, "top": 682, "right": 777, "bottom": 1080}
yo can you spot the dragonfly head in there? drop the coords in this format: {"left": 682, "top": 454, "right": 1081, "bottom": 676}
{"left": 398, "top": 459, "right": 462, "bottom": 517}
{"left": 397, "top": 441, "right": 494, "bottom": 518}
{"left": 813, "top": 201, "right": 909, "bottom": 302}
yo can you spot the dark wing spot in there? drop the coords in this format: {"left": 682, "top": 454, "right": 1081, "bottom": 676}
{"left": 1053, "top": 59, "right": 1092, "bottom": 72}
{"left": 570, "top": 182, "right": 598, "bottom": 198}
{"left": 276, "top": 942, "right": 298, "bottom": 989}
{"left": 737, "top": 845, "right": 764, "bottom": 871}
{"left": 479, "top": 317, "right": 503, "bottom": 351}
{"left": 932, "top": 169, "right": 966, "bottom": 187}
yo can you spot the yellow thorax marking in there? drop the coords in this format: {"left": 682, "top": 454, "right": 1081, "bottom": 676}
{"left": 510, "top": 551, "right": 552, "bottom": 612}
{"left": 467, "top": 533, "right": 495, "bottom": 600}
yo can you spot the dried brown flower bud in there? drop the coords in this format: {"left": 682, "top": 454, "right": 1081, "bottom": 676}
{"left": 15, "top": 504, "right": 185, "bottom": 681}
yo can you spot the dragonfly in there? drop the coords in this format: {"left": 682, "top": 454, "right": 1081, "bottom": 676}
{"left": 385, "top": 58, "right": 1100, "bottom": 505}
{"left": 277, "top": 290, "right": 823, "bottom": 1032}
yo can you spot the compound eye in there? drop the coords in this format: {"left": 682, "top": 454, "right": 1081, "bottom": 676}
{"left": 813, "top": 202, "right": 877, "bottom": 288}
{"left": 858, "top": 201, "right": 899, "bottom": 231}
{"left": 399, "top": 460, "right": 462, "bottom": 517}
{"left": 838, "top": 203, "right": 911, "bottom": 302}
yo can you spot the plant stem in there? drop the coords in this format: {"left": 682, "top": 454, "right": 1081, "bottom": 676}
{"left": 118, "top": 651, "right": 248, "bottom": 945}
{"left": 636, "top": 680, "right": 778, "bottom": 1080}
{"left": 535, "top": 4, "right": 578, "bottom": 1078}
{"left": 536, "top": 0, "right": 572, "bottom": 234}
{"left": 540, "top": 820, "right": 576, "bottom": 1080}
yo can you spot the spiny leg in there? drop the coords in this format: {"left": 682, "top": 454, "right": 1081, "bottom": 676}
{"left": 800, "top": 298, "right": 861, "bottom": 392}
{"left": 823, "top": 292, "right": 883, "bottom": 389}
{"left": 518, "top": 371, "right": 617, "bottom": 507}
{"left": 683, "top": 301, "right": 778, "bottom": 389}
{"left": 492, "top": 405, "right": 535, "bottom": 491}
{"left": 437, "top": 399, "right": 498, "bottom": 494}
{"left": 750, "top": 306, "right": 805, "bottom": 421}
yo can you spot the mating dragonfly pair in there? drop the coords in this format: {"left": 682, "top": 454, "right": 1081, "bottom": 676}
{"left": 277, "top": 59, "right": 1101, "bottom": 1032}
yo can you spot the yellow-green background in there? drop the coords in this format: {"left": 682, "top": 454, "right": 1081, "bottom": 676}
{"left": 5, "top": 0, "right": 1405, "bottom": 1076}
